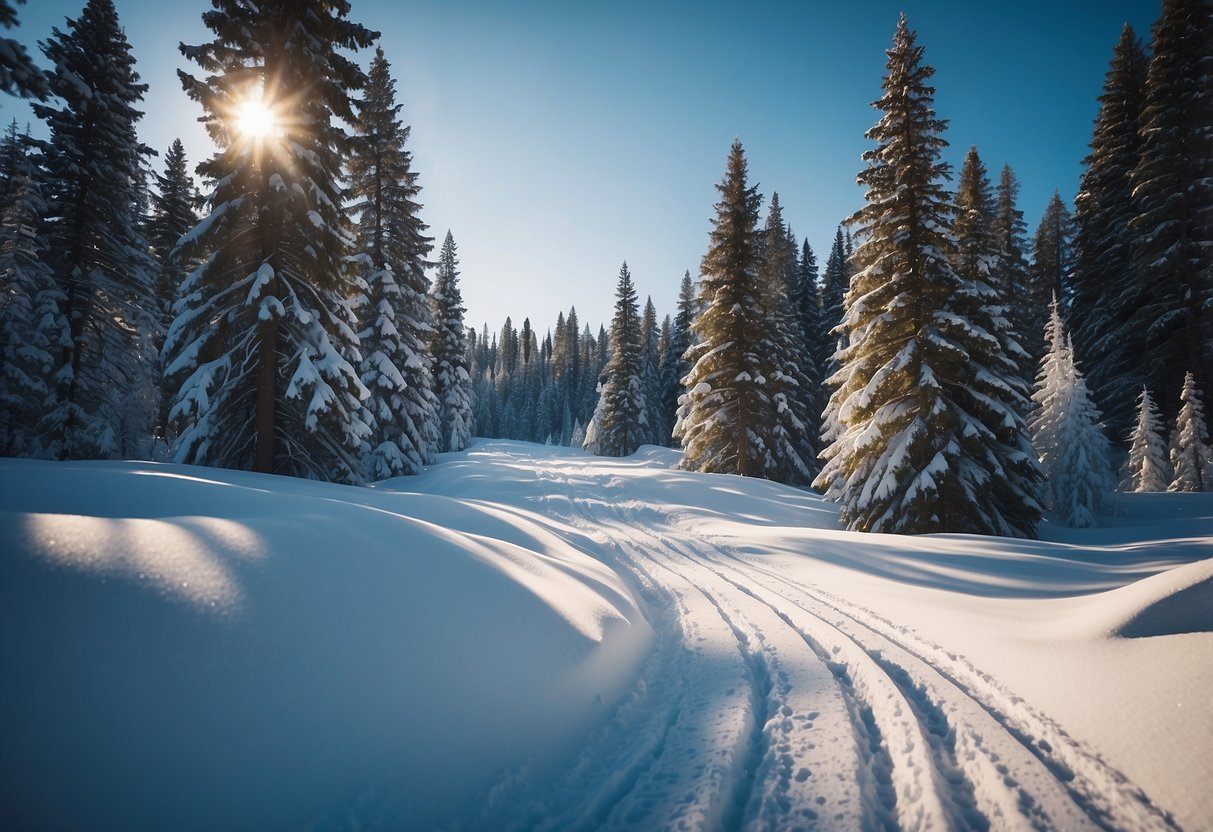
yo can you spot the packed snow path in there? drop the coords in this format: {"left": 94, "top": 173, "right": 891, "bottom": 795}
{"left": 452, "top": 447, "right": 1184, "bottom": 832}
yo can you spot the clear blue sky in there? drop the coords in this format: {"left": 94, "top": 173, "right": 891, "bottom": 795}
{"left": 3, "top": 0, "right": 1157, "bottom": 336}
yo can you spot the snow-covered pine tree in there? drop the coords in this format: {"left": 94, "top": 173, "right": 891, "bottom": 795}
{"left": 795, "top": 237, "right": 823, "bottom": 405}
{"left": 992, "top": 164, "right": 1035, "bottom": 387}
{"left": 0, "top": 165, "right": 66, "bottom": 456}
{"left": 0, "top": 0, "right": 47, "bottom": 99}
{"left": 661, "top": 271, "right": 695, "bottom": 448}
{"left": 676, "top": 140, "right": 767, "bottom": 477}
{"left": 1030, "top": 299, "right": 1116, "bottom": 527}
{"left": 638, "top": 296, "right": 663, "bottom": 446}
{"left": 816, "top": 16, "right": 1040, "bottom": 536}
{"left": 817, "top": 226, "right": 848, "bottom": 376}
{"left": 1169, "top": 371, "right": 1213, "bottom": 492}
{"left": 1071, "top": 26, "right": 1148, "bottom": 437}
{"left": 167, "top": 0, "right": 376, "bottom": 482}
{"left": 34, "top": 0, "right": 158, "bottom": 460}
{"left": 349, "top": 46, "right": 439, "bottom": 477}
{"left": 590, "top": 262, "right": 647, "bottom": 457}
{"left": 1127, "top": 0, "right": 1213, "bottom": 425}
{"left": 1027, "top": 191, "right": 1072, "bottom": 362}
{"left": 146, "top": 138, "right": 201, "bottom": 448}
{"left": 1121, "top": 386, "right": 1171, "bottom": 492}
{"left": 430, "top": 231, "right": 474, "bottom": 453}
{"left": 655, "top": 314, "right": 673, "bottom": 445}
{"left": 757, "top": 193, "right": 816, "bottom": 485}
{"left": 950, "top": 147, "right": 1043, "bottom": 531}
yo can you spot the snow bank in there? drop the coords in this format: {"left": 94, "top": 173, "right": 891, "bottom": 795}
{"left": 0, "top": 457, "right": 651, "bottom": 830}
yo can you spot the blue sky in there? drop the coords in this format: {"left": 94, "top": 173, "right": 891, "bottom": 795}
{"left": 3, "top": 0, "right": 1157, "bottom": 335}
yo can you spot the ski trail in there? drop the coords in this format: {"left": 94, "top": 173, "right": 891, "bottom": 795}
{"left": 453, "top": 452, "right": 1179, "bottom": 832}
{"left": 692, "top": 540, "right": 1180, "bottom": 832}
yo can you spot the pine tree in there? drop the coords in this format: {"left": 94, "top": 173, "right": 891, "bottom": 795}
{"left": 675, "top": 140, "right": 766, "bottom": 477}
{"left": 0, "top": 0, "right": 47, "bottom": 99}
{"left": 818, "top": 226, "right": 849, "bottom": 375}
{"left": 816, "top": 16, "right": 1041, "bottom": 537}
{"left": 34, "top": 0, "right": 158, "bottom": 460}
{"left": 1030, "top": 300, "right": 1116, "bottom": 527}
{"left": 757, "top": 193, "right": 816, "bottom": 484}
{"left": 167, "top": 0, "right": 376, "bottom": 482}
{"left": 430, "top": 231, "right": 474, "bottom": 453}
{"left": 1128, "top": 0, "right": 1213, "bottom": 425}
{"left": 655, "top": 314, "right": 673, "bottom": 444}
{"left": 0, "top": 166, "right": 66, "bottom": 456}
{"left": 146, "top": 138, "right": 201, "bottom": 448}
{"left": 349, "top": 46, "right": 438, "bottom": 477}
{"left": 1169, "top": 371, "right": 1213, "bottom": 492}
{"left": 1070, "top": 26, "right": 1148, "bottom": 437}
{"left": 992, "top": 164, "right": 1034, "bottom": 385}
{"left": 662, "top": 271, "right": 696, "bottom": 448}
{"left": 1027, "top": 191, "right": 1072, "bottom": 361}
{"left": 590, "top": 262, "right": 647, "bottom": 457}
{"left": 1121, "top": 386, "right": 1171, "bottom": 492}
{"left": 638, "top": 295, "right": 662, "bottom": 445}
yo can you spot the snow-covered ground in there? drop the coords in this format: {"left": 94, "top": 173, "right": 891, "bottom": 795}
{"left": 2, "top": 441, "right": 1210, "bottom": 831}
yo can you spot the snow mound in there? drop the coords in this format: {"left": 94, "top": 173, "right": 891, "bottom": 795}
{"left": 1114, "top": 560, "right": 1213, "bottom": 638}
{"left": 0, "top": 458, "right": 651, "bottom": 831}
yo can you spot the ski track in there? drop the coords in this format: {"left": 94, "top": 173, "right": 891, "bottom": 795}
{"left": 457, "top": 455, "right": 1181, "bottom": 832}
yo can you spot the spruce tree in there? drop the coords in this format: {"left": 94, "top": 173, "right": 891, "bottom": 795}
{"left": 34, "top": 0, "right": 158, "bottom": 459}
{"left": 146, "top": 138, "right": 201, "bottom": 447}
{"left": 1128, "top": 0, "right": 1213, "bottom": 424}
{"left": 1169, "top": 371, "right": 1213, "bottom": 492}
{"left": 349, "top": 46, "right": 438, "bottom": 477}
{"left": 816, "top": 16, "right": 1040, "bottom": 537}
{"left": 638, "top": 295, "right": 662, "bottom": 445}
{"left": 675, "top": 140, "right": 766, "bottom": 477}
{"left": 818, "top": 226, "right": 849, "bottom": 376}
{"left": 1121, "top": 386, "right": 1171, "bottom": 492}
{"left": 430, "top": 231, "right": 474, "bottom": 453}
{"left": 1027, "top": 191, "right": 1072, "bottom": 361}
{"left": 992, "top": 164, "right": 1034, "bottom": 385}
{"left": 0, "top": 166, "right": 65, "bottom": 456}
{"left": 655, "top": 314, "right": 673, "bottom": 445}
{"left": 590, "top": 262, "right": 647, "bottom": 457}
{"left": 1071, "top": 26, "right": 1148, "bottom": 437}
{"left": 1030, "top": 299, "right": 1116, "bottom": 527}
{"left": 0, "top": 0, "right": 47, "bottom": 99}
{"left": 662, "top": 271, "right": 696, "bottom": 448}
{"left": 757, "top": 194, "right": 816, "bottom": 484}
{"left": 167, "top": 0, "right": 376, "bottom": 482}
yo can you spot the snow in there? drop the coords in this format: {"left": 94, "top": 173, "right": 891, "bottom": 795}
{"left": 2, "top": 442, "right": 1211, "bottom": 830}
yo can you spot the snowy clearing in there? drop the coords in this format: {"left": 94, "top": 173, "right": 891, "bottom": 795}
{"left": 2, "top": 440, "right": 1210, "bottom": 830}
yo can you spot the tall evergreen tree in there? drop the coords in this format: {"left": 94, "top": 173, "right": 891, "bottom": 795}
{"left": 146, "top": 138, "right": 201, "bottom": 446}
{"left": 1070, "top": 26, "right": 1148, "bottom": 437}
{"left": 638, "top": 295, "right": 663, "bottom": 445}
{"left": 662, "top": 271, "right": 696, "bottom": 448}
{"left": 166, "top": 0, "right": 376, "bottom": 481}
{"left": 816, "top": 16, "right": 1041, "bottom": 537}
{"left": 992, "top": 163, "right": 1034, "bottom": 384}
{"left": 349, "top": 46, "right": 438, "bottom": 477}
{"left": 818, "top": 226, "right": 849, "bottom": 375}
{"left": 757, "top": 194, "right": 816, "bottom": 484}
{"left": 1027, "top": 191, "right": 1072, "bottom": 359}
{"left": 1169, "top": 371, "right": 1213, "bottom": 492}
{"left": 430, "top": 231, "right": 474, "bottom": 453}
{"left": 0, "top": 0, "right": 47, "bottom": 99}
{"left": 1030, "top": 300, "right": 1116, "bottom": 527}
{"left": 0, "top": 165, "right": 65, "bottom": 456}
{"left": 1128, "top": 0, "right": 1213, "bottom": 424}
{"left": 34, "top": 0, "right": 158, "bottom": 459}
{"left": 589, "top": 262, "right": 647, "bottom": 456}
{"left": 1121, "top": 386, "right": 1171, "bottom": 492}
{"left": 676, "top": 140, "right": 766, "bottom": 477}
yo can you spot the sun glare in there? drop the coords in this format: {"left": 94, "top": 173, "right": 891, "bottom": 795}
{"left": 235, "top": 97, "right": 276, "bottom": 139}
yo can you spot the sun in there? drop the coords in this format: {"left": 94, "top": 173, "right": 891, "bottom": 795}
{"left": 234, "top": 96, "right": 276, "bottom": 140}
